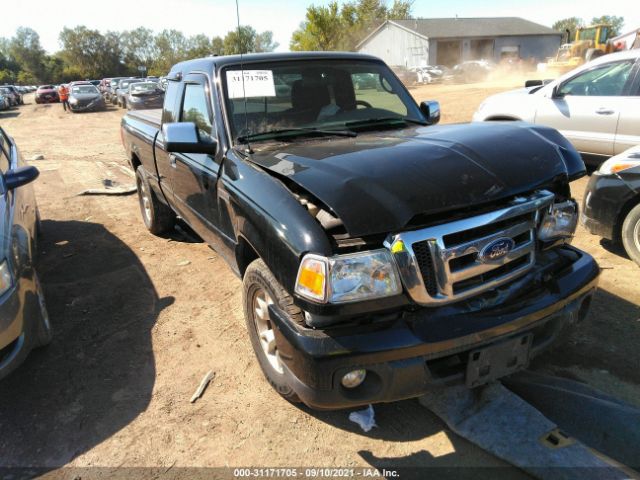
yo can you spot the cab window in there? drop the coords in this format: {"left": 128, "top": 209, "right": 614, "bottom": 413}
{"left": 559, "top": 61, "right": 635, "bottom": 96}
{"left": 181, "top": 83, "right": 214, "bottom": 141}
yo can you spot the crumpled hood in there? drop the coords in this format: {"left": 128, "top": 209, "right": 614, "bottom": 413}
{"left": 248, "top": 122, "right": 583, "bottom": 237}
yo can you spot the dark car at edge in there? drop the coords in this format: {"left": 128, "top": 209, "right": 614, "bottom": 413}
{"left": 582, "top": 145, "right": 640, "bottom": 265}
{"left": 0, "top": 127, "right": 51, "bottom": 380}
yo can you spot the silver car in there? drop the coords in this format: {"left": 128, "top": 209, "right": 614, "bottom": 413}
{"left": 473, "top": 50, "right": 640, "bottom": 164}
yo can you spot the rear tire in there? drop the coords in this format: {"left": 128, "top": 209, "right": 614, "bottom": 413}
{"left": 243, "top": 259, "right": 303, "bottom": 403}
{"left": 135, "top": 166, "right": 175, "bottom": 235}
{"left": 621, "top": 203, "right": 640, "bottom": 266}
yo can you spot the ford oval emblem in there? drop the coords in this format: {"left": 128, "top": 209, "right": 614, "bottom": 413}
{"left": 479, "top": 238, "right": 515, "bottom": 262}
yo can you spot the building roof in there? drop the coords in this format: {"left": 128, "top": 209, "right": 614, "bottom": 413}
{"left": 359, "top": 17, "right": 560, "bottom": 47}
{"left": 396, "top": 17, "right": 560, "bottom": 38}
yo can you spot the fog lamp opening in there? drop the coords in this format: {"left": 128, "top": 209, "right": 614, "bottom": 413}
{"left": 341, "top": 369, "right": 367, "bottom": 389}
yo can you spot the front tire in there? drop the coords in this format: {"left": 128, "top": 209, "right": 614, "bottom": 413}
{"left": 621, "top": 203, "right": 640, "bottom": 266}
{"left": 135, "top": 166, "right": 175, "bottom": 235}
{"left": 242, "top": 259, "right": 303, "bottom": 403}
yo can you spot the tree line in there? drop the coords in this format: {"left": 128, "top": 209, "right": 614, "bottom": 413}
{"left": 0, "top": 25, "right": 278, "bottom": 84}
{"left": 2, "top": 0, "right": 624, "bottom": 86}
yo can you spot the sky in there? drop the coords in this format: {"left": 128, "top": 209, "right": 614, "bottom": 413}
{"left": 1, "top": 0, "right": 638, "bottom": 54}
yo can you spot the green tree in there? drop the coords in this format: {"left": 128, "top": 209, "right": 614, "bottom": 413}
{"left": 211, "top": 36, "right": 225, "bottom": 56}
{"left": 187, "top": 34, "right": 214, "bottom": 58}
{"left": 552, "top": 17, "right": 584, "bottom": 43}
{"left": 291, "top": 0, "right": 412, "bottom": 51}
{"left": 121, "top": 27, "right": 157, "bottom": 74}
{"left": 591, "top": 15, "right": 625, "bottom": 37}
{"left": 552, "top": 16, "right": 625, "bottom": 41}
{"left": 0, "top": 69, "right": 15, "bottom": 84}
{"left": 223, "top": 25, "right": 256, "bottom": 54}
{"left": 153, "top": 29, "right": 189, "bottom": 74}
{"left": 59, "top": 26, "right": 124, "bottom": 79}
{"left": 254, "top": 31, "right": 279, "bottom": 52}
{"left": 8, "top": 27, "right": 46, "bottom": 82}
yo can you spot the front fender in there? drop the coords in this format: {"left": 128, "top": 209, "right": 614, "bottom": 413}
{"left": 222, "top": 152, "right": 333, "bottom": 295}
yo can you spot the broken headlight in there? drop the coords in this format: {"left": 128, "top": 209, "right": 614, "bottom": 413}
{"left": 538, "top": 200, "right": 578, "bottom": 241}
{"left": 295, "top": 250, "right": 402, "bottom": 304}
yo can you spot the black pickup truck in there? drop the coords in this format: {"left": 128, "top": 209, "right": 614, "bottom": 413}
{"left": 121, "top": 52, "right": 599, "bottom": 409}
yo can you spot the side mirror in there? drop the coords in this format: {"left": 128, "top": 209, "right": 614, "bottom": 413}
{"left": 552, "top": 85, "right": 565, "bottom": 99}
{"left": 525, "top": 79, "right": 543, "bottom": 88}
{"left": 419, "top": 100, "right": 441, "bottom": 125}
{"left": 4, "top": 166, "right": 39, "bottom": 190}
{"left": 163, "top": 122, "right": 217, "bottom": 155}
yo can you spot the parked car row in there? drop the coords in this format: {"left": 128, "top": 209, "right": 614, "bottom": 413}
{"left": 0, "top": 85, "right": 26, "bottom": 110}
{"left": 103, "top": 76, "right": 162, "bottom": 109}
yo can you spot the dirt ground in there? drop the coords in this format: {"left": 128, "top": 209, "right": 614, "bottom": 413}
{"left": 0, "top": 79, "right": 638, "bottom": 478}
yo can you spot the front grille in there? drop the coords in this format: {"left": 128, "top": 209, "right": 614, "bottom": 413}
{"left": 386, "top": 190, "right": 555, "bottom": 306}
{"left": 412, "top": 241, "right": 438, "bottom": 296}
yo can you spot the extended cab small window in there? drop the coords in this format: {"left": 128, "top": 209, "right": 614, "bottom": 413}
{"left": 559, "top": 61, "right": 635, "bottom": 97}
{"left": 181, "top": 84, "right": 214, "bottom": 141}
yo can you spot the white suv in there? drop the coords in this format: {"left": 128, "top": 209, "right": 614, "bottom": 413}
{"left": 473, "top": 50, "right": 640, "bottom": 164}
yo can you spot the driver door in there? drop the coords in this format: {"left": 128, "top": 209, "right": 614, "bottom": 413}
{"left": 168, "top": 74, "right": 223, "bottom": 246}
{"left": 535, "top": 59, "right": 636, "bottom": 157}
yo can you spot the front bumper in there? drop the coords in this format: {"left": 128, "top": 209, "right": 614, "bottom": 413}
{"left": 581, "top": 172, "right": 638, "bottom": 241}
{"left": 269, "top": 246, "right": 599, "bottom": 409}
{"left": 36, "top": 95, "right": 58, "bottom": 103}
{"left": 69, "top": 100, "right": 105, "bottom": 112}
{"left": 0, "top": 282, "right": 31, "bottom": 379}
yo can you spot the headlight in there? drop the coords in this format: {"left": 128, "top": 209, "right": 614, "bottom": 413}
{"left": 598, "top": 155, "right": 640, "bottom": 175}
{"left": 69, "top": 98, "right": 78, "bottom": 104}
{"left": 295, "top": 249, "right": 402, "bottom": 303}
{"left": 0, "top": 260, "right": 13, "bottom": 296}
{"left": 538, "top": 200, "right": 578, "bottom": 241}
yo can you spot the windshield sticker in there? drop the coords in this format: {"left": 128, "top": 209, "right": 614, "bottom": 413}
{"left": 226, "top": 70, "right": 276, "bottom": 98}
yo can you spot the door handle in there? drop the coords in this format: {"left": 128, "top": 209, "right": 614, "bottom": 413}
{"left": 595, "top": 108, "right": 615, "bottom": 115}
{"left": 169, "top": 154, "right": 177, "bottom": 168}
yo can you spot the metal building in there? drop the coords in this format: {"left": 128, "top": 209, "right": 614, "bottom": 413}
{"left": 357, "top": 17, "right": 562, "bottom": 67}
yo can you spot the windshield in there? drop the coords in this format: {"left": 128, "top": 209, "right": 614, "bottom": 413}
{"left": 222, "top": 59, "right": 422, "bottom": 143}
{"left": 131, "top": 82, "right": 159, "bottom": 93}
{"left": 72, "top": 85, "right": 99, "bottom": 94}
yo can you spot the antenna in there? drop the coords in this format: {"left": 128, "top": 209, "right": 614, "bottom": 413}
{"left": 235, "top": 0, "right": 253, "bottom": 154}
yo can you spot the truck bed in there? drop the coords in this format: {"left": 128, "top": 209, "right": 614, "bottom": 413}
{"left": 125, "top": 108, "right": 162, "bottom": 129}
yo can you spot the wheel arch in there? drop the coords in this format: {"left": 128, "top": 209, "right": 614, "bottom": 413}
{"left": 615, "top": 193, "right": 640, "bottom": 243}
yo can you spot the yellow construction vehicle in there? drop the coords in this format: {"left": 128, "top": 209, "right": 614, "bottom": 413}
{"left": 545, "top": 24, "right": 614, "bottom": 75}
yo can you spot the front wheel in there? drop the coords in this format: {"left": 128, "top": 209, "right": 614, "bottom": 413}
{"left": 243, "top": 259, "right": 303, "bottom": 403}
{"left": 135, "top": 167, "right": 175, "bottom": 235}
{"left": 621, "top": 203, "right": 640, "bottom": 266}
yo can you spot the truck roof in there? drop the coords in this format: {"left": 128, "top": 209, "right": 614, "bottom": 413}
{"left": 168, "top": 51, "right": 383, "bottom": 78}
